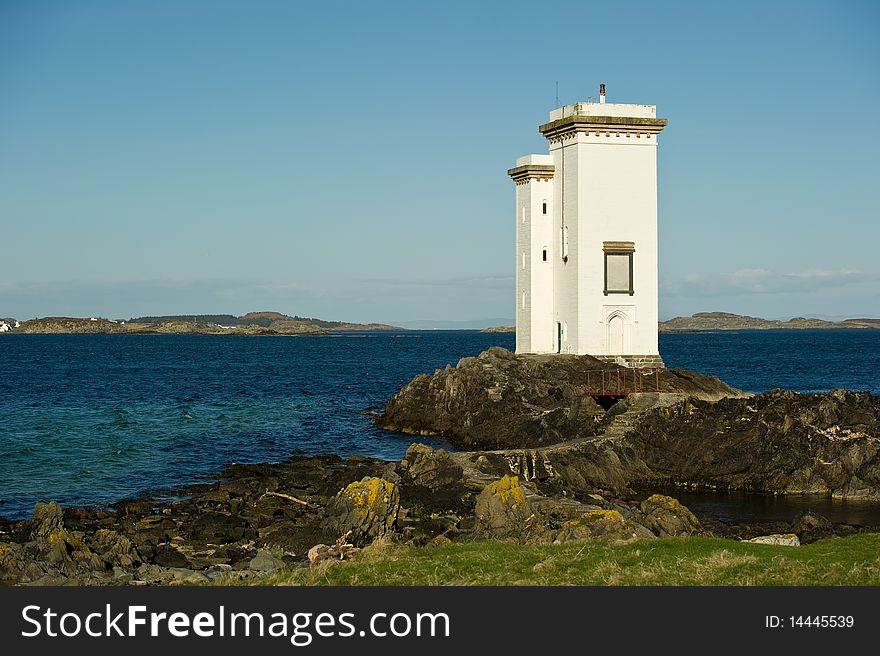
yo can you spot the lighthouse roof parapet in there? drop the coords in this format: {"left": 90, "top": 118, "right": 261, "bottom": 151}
{"left": 540, "top": 102, "right": 667, "bottom": 140}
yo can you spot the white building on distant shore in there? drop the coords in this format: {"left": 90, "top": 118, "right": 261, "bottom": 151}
{"left": 508, "top": 84, "right": 667, "bottom": 368}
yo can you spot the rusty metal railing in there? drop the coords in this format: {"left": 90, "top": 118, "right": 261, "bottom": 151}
{"left": 585, "top": 368, "right": 660, "bottom": 396}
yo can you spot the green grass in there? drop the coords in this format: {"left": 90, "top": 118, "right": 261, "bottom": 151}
{"left": 224, "top": 533, "right": 880, "bottom": 586}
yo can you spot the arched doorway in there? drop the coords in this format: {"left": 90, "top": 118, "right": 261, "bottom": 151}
{"left": 608, "top": 314, "right": 626, "bottom": 354}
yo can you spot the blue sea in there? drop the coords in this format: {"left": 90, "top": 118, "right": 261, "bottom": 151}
{"left": 0, "top": 329, "right": 878, "bottom": 520}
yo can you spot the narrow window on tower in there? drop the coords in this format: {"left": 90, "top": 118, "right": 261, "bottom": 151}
{"left": 521, "top": 291, "right": 526, "bottom": 310}
{"left": 521, "top": 206, "right": 526, "bottom": 224}
{"left": 522, "top": 251, "right": 526, "bottom": 270}
{"left": 542, "top": 201, "right": 547, "bottom": 215}
{"left": 542, "top": 248, "right": 547, "bottom": 262}
{"left": 603, "top": 241, "right": 635, "bottom": 295}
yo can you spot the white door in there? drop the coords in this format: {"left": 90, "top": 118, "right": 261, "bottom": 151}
{"left": 608, "top": 315, "right": 625, "bottom": 354}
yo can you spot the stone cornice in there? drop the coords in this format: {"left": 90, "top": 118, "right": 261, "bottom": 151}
{"left": 603, "top": 241, "right": 636, "bottom": 253}
{"left": 507, "top": 164, "right": 555, "bottom": 185}
{"left": 539, "top": 115, "right": 667, "bottom": 141}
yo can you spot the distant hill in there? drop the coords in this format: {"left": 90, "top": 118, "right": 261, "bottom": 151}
{"left": 660, "top": 312, "right": 880, "bottom": 332}
{"left": 480, "top": 326, "right": 515, "bottom": 333}
{"left": 5, "top": 312, "right": 403, "bottom": 335}
{"left": 128, "top": 312, "right": 402, "bottom": 331}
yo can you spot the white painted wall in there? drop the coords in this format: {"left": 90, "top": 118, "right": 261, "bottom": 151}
{"left": 576, "top": 131, "right": 659, "bottom": 357}
{"left": 514, "top": 155, "right": 555, "bottom": 354}
{"left": 512, "top": 99, "right": 663, "bottom": 360}
{"left": 549, "top": 102, "right": 656, "bottom": 121}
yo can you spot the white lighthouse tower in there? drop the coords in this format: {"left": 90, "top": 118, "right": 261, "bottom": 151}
{"left": 508, "top": 84, "right": 667, "bottom": 367}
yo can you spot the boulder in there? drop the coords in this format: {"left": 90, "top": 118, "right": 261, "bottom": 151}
{"left": 638, "top": 494, "right": 702, "bottom": 536}
{"left": 153, "top": 546, "right": 191, "bottom": 568}
{"left": 745, "top": 534, "right": 801, "bottom": 547}
{"left": 20, "top": 502, "right": 104, "bottom": 576}
{"left": 474, "top": 475, "right": 535, "bottom": 540}
{"left": 187, "top": 511, "right": 248, "bottom": 544}
{"left": 398, "top": 444, "right": 463, "bottom": 490}
{"left": 325, "top": 477, "right": 400, "bottom": 546}
{"left": 554, "top": 509, "right": 655, "bottom": 543}
{"left": 791, "top": 511, "right": 831, "bottom": 534}
{"left": 0, "top": 541, "right": 38, "bottom": 582}
{"left": 90, "top": 529, "right": 139, "bottom": 568}
{"left": 248, "top": 550, "right": 286, "bottom": 572}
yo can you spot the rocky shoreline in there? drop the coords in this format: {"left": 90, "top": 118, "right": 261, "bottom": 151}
{"left": 2, "top": 346, "right": 879, "bottom": 586}
{"left": 0, "top": 447, "right": 868, "bottom": 586}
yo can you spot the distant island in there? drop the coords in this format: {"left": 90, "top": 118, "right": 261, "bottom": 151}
{"left": 0, "top": 311, "right": 402, "bottom": 336}
{"left": 471, "top": 312, "right": 880, "bottom": 336}
{"left": 660, "top": 311, "right": 880, "bottom": 332}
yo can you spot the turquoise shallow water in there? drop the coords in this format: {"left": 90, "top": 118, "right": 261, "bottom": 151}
{"left": 0, "top": 329, "right": 878, "bottom": 520}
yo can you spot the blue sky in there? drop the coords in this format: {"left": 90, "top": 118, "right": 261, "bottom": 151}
{"left": 1, "top": 0, "right": 878, "bottom": 324}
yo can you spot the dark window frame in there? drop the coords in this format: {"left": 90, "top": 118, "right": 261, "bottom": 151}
{"left": 603, "top": 250, "right": 634, "bottom": 296}
{"left": 542, "top": 202, "right": 547, "bottom": 215}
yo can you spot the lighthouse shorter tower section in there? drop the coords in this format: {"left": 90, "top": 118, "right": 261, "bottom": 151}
{"left": 509, "top": 154, "right": 555, "bottom": 354}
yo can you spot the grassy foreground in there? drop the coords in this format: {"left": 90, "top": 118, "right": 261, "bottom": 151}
{"left": 229, "top": 533, "right": 880, "bottom": 586}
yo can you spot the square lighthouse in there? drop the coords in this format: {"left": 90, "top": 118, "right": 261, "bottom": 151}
{"left": 508, "top": 84, "right": 667, "bottom": 368}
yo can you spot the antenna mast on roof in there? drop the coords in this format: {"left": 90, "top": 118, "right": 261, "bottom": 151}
{"left": 555, "top": 81, "right": 559, "bottom": 107}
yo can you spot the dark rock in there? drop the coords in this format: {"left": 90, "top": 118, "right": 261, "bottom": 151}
{"left": 399, "top": 444, "right": 463, "bottom": 489}
{"left": 249, "top": 550, "right": 286, "bottom": 572}
{"left": 324, "top": 477, "right": 400, "bottom": 546}
{"left": 153, "top": 546, "right": 190, "bottom": 568}
{"left": 375, "top": 347, "right": 745, "bottom": 450}
{"left": 792, "top": 511, "right": 832, "bottom": 534}
{"left": 637, "top": 494, "right": 703, "bottom": 536}
{"left": 27, "top": 501, "right": 64, "bottom": 542}
{"left": 554, "top": 509, "right": 655, "bottom": 543}
{"left": 376, "top": 348, "right": 605, "bottom": 449}
{"left": 187, "top": 512, "right": 248, "bottom": 544}
{"left": 474, "top": 475, "right": 538, "bottom": 540}
{"left": 90, "top": 529, "right": 139, "bottom": 568}
{"left": 626, "top": 389, "right": 880, "bottom": 497}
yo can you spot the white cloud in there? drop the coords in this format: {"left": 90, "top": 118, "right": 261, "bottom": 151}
{"left": 361, "top": 274, "right": 513, "bottom": 289}
{"left": 663, "top": 268, "right": 880, "bottom": 297}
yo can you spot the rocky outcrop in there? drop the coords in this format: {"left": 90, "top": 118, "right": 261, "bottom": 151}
{"left": 375, "top": 347, "right": 745, "bottom": 450}
{"left": 442, "top": 389, "right": 880, "bottom": 500}
{"left": 376, "top": 349, "right": 880, "bottom": 499}
{"left": 625, "top": 389, "right": 880, "bottom": 497}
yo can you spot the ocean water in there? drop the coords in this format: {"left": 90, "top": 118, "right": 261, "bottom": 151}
{"left": 0, "top": 329, "right": 878, "bottom": 520}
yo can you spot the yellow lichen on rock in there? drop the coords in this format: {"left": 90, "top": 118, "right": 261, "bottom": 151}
{"left": 327, "top": 477, "right": 401, "bottom": 545}
{"left": 646, "top": 494, "right": 687, "bottom": 513}
{"left": 489, "top": 475, "right": 526, "bottom": 505}
{"left": 566, "top": 509, "right": 625, "bottom": 527}
{"left": 640, "top": 494, "right": 702, "bottom": 536}
{"left": 474, "top": 475, "right": 535, "bottom": 540}
{"left": 343, "top": 477, "right": 396, "bottom": 508}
